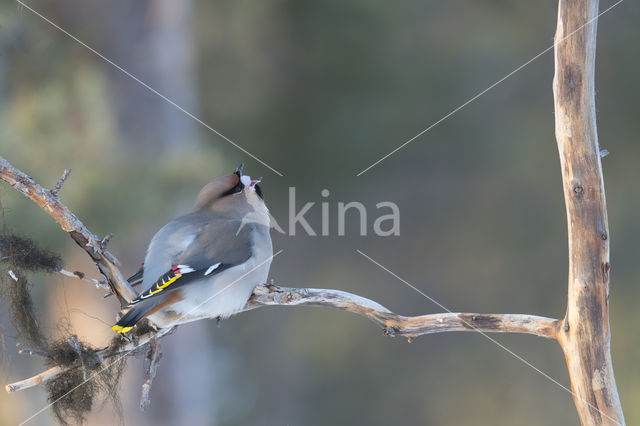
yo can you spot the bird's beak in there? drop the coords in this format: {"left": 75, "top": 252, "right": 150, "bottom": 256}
{"left": 250, "top": 177, "right": 262, "bottom": 186}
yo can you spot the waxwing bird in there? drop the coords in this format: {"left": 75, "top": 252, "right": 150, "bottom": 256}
{"left": 112, "top": 164, "right": 272, "bottom": 333}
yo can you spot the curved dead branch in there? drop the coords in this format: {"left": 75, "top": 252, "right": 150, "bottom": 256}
{"left": 6, "top": 283, "right": 558, "bottom": 394}
{"left": 246, "top": 285, "right": 559, "bottom": 339}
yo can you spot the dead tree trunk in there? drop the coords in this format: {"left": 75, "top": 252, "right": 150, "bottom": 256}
{"left": 552, "top": 0, "right": 624, "bottom": 424}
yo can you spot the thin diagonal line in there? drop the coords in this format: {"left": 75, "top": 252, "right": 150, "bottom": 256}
{"left": 356, "top": 0, "right": 624, "bottom": 176}
{"left": 14, "top": 0, "right": 284, "bottom": 177}
{"left": 19, "top": 250, "right": 283, "bottom": 425}
{"left": 356, "top": 249, "right": 622, "bottom": 426}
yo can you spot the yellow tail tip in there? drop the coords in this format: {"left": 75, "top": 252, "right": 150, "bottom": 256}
{"left": 112, "top": 325, "right": 133, "bottom": 333}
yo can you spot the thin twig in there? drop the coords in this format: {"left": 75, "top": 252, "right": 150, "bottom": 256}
{"left": 100, "top": 233, "right": 113, "bottom": 249}
{"left": 57, "top": 268, "right": 110, "bottom": 290}
{"left": 5, "top": 366, "right": 62, "bottom": 393}
{"left": 140, "top": 338, "right": 162, "bottom": 411}
{"left": 51, "top": 168, "right": 71, "bottom": 196}
{"left": 16, "top": 346, "right": 48, "bottom": 357}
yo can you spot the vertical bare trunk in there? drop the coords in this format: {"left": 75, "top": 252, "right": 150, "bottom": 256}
{"left": 552, "top": 0, "right": 624, "bottom": 424}
{"left": 105, "top": 0, "right": 199, "bottom": 151}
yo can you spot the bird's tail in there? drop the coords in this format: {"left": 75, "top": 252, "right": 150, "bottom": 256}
{"left": 112, "top": 302, "right": 155, "bottom": 333}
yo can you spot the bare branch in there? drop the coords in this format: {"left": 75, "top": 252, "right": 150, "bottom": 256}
{"left": 100, "top": 232, "right": 113, "bottom": 249}
{"left": 5, "top": 327, "right": 171, "bottom": 394}
{"left": 0, "top": 156, "right": 136, "bottom": 305}
{"left": 5, "top": 366, "right": 63, "bottom": 393}
{"left": 245, "top": 285, "right": 559, "bottom": 340}
{"left": 16, "top": 346, "right": 48, "bottom": 357}
{"left": 140, "top": 338, "right": 162, "bottom": 411}
{"left": 51, "top": 168, "right": 71, "bottom": 196}
{"left": 5, "top": 283, "right": 558, "bottom": 394}
{"left": 56, "top": 268, "right": 110, "bottom": 290}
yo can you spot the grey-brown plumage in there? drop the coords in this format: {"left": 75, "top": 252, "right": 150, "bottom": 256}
{"left": 113, "top": 165, "right": 272, "bottom": 333}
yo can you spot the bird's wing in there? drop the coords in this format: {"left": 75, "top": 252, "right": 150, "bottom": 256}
{"left": 126, "top": 263, "right": 228, "bottom": 306}
{"left": 132, "top": 217, "right": 255, "bottom": 305}
{"left": 177, "top": 218, "right": 255, "bottom": 269}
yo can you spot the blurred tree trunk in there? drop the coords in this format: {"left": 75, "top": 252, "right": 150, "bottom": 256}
{"left": 552, "top": 0, "right": 624, "bottom": 424}
{"left": 55, "top": 0, "right": 217, "bottom": 421}
{"left": 103, "top": 0, "right": 219, "bottom": 421}
{"left": 105, "top": 0, "right": 199, "bottom": 151}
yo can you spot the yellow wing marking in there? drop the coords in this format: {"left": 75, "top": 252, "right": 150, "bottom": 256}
{"left": 112, "top": 272, "right": 185, "bottom": 333}
{"left": 149, "top": 273, "right": 182, "bottom": 295}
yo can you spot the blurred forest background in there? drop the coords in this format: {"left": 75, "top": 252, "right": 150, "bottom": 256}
{"left": 0, "top": 0, "right": 639, "bottom": 425}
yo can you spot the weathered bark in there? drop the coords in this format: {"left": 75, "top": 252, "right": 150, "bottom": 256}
{"left": 0, "top": 157, "right": 136, "bottom": 306}
{"left": 552, "top": 0, "right": 624, "bottom": 424}
{"left": 246, "top": 285, "right": 558, "bottom": 340}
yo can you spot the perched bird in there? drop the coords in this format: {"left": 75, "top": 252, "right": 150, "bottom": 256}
{"left": 112, "top": 164, "right": 272, "bottom": 333}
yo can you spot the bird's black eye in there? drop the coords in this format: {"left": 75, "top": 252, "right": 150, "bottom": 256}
{"left": 222, "top": 173, "right": 244, "bottom": 196}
